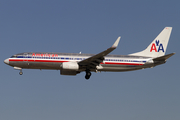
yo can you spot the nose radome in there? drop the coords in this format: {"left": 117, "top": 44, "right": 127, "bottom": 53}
{"left": 4, "top": 58, "right": 9, "bottom": 64}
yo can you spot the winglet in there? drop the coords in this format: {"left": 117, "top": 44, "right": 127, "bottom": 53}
{"left": 112, "top": 36, "right": 121, "bottom": 48}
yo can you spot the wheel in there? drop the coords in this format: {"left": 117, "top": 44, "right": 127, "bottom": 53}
{"left": 87, "top": 72, "right": 91, "bottom": 76}
{"left": 85, "top": 71, "right": 91, "bottom": 80}
{"left": 19, "top": 72, "right": 23, "bottom": 75}
{"left": 85, "top": 75, "right": 90, "bottom": 80}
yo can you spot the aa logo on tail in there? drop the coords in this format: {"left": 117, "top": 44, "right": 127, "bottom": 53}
{"left": 150, "top": 40, "right": 164, "bottom": 52}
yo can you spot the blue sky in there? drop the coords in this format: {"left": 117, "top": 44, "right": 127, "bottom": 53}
{"left": 0, "top": 0, "right": 180, "bottom": 120}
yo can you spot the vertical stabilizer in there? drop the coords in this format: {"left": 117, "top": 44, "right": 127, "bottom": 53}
{"left": 130, "top": 27, "right": 172, "bottom": 58}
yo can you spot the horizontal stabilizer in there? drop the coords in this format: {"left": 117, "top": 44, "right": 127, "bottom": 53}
{"left": 153, "top": 53, "right": 175, "bottom": 61}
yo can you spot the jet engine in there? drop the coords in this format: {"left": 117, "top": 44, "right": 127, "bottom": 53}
{"left": 60, "top": 62, "right": 79, "bottom": 76}
{"left": 61, "top": 62, "right": 79, "bottom": 70}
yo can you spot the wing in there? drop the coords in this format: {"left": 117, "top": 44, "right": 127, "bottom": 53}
{"left": 78, "top": 37, "right": 121, "bottom": 70}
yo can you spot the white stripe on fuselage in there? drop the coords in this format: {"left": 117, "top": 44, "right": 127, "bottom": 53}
{"left": 8, "top": 52, "right": 153, "bottom": 72}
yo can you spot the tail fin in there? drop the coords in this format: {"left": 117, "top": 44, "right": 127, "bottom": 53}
{"left": 130, "top": 27, "right": 172, "bottom": 58}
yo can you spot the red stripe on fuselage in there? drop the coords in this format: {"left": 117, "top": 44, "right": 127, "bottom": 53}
{"left": 9, "top": 59, "right": 67, "bottom": 63}
{"left": 9, "top": 59, "right": 144, "bottom": 66}
{"left": 103, "top": 62, "right": 144, "bottom": 66}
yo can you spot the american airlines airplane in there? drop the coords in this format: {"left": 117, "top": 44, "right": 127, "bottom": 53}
{"left": 4, "top": 27, "right": 175, "bottom": 79}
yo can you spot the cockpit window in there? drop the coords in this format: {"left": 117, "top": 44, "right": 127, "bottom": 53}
{"left": 11, "top": 55, "right": 17, "bottom": 58}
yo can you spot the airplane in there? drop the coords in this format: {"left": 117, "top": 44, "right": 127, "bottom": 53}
{"left": 4, "top": 27, "right": 175, "bottom": 80}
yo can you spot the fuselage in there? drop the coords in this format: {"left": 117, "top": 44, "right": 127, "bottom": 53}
{"left": 4, "top": 52, "right": 157, "bottom": 72}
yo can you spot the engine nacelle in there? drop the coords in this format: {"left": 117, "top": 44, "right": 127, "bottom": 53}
{"left": 61, "top": 62, "right": 79, "bottom": 70}
{"left": 60, "top": 70, "right": 78, "bottom": 75}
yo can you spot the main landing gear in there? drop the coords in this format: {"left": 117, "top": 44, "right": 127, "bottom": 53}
{"left": 85, "top": 70, "right": 91, "bottom": 80}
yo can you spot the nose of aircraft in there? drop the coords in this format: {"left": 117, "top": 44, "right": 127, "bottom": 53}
{"left": 4, "top": 58, "right": 9, "bottom": 64}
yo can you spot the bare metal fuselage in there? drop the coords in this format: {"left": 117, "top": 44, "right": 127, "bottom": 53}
{"left": 6, "top": 52, "right": 158, "bottom": 72}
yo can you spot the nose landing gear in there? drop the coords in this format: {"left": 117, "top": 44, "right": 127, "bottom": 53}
{"left": 14, "top": 67, "right": 23, "bottom": 75}
{"left": 19, "top": 70, "right": 23, "bottom": 75}
{"left": 85, "top": 70, "right": 91, "bottom": 80}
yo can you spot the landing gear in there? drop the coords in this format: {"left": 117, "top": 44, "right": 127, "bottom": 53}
{"left": 85, "top": 70, "right": 91, "bottom": 80}
{"left": 14, "top": 67, "right": 23, "bottom": 75}
{"left": 19, "top": 71, "right": 23, "bottom": 75}
{"left": 19, "top": 69, "right": 23, "bottom": 75}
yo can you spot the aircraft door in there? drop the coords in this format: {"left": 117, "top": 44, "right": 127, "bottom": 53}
{"left": 23, "top": 53, "right": 28, "bottom": 61}
{"left": 23, "top": 53, "right": 29, "bottom": 67}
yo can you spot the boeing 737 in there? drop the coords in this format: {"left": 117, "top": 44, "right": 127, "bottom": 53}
{"left": 4, "top": 27, "right": 175, "bottom": 79}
